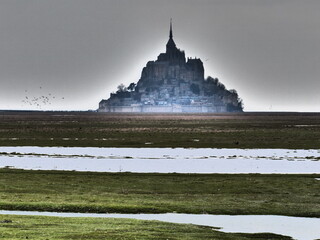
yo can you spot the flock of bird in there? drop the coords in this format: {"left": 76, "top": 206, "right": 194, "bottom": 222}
{"left": 21, "top": 87, "right": 65, "bottom": 109}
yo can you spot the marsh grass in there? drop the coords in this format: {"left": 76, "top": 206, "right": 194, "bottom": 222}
{"left": 0, "top": 112, "right": 320, "bottom": 148}
{"left": 0, "top": 214, "right": 293, "bottom": 240}
{"left": 0, "top": 169, "right": 319, "bottom": 217}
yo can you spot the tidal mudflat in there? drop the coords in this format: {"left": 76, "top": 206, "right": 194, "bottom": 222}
{"left": 1, "top": 112, "right": 320, "bottom": 149}
{"left": 1, "top": 210, "right": 319, "bottom": 240}
{"left": 0, "top": 147, "right": 319, "bottom": 173}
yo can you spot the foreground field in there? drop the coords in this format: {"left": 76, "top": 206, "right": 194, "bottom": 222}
{"left": 0, "top": 214, "right": 292, "bottom": 240}
{"left": 0, "top": 169, "right": 319, "bottom": 218}
{"left": 0, "top": 111, "right": 318, "bottom": 239}
{"left": 0, "top": 111, "right": 320, "bottom": 148}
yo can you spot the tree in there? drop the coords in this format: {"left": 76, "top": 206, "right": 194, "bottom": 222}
{"left": 206, "top": 76, "right": 219, "bottom": 85}
{"left": 229, "top": 89, "right": 239, "bottom": 99}
{"left": 229, "top": 89, "right": 238, "bottom": 95}
{"left": 127, "top": 82, "right": 136, "bottom": 91}
{"left": 116, "top": 84, "right": 127, "bottom": 93}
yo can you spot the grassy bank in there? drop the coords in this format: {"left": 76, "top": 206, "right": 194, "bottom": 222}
{"left": 0, "top": 111, "right": 320, "bottom": 148}
{"left": 0, "top": 214, "right": 292, "bottom": 240}
{"left": 0, "top": 169, "right": 319, "bottom": 217}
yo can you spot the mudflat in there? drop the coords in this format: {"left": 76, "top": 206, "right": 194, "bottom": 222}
{"left": 0, "top": 111, "right": 320, "bottom": 148}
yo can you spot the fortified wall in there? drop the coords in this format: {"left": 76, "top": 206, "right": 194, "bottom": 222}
{"left": 103, "top": 105, "right": 227, "bottom": 113}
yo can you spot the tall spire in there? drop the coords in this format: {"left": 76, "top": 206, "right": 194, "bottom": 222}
{"left": 169, "top": 18, "right": 173, "bottom": 39}
{"left": 166, "top": 18, "right": 177, "bottom": 54}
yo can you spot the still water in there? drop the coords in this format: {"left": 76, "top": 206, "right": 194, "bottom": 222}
{"left": 0, "top": 147, "right": 319, "bottom": 173}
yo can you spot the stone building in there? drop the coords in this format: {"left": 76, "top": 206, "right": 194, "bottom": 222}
{"left": 98, "top": 21, "right": 243, "bottom": 113}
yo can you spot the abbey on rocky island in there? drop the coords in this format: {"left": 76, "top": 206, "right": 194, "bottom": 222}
{"left": 98, "top": 21, "right": 243, "bottom": 113}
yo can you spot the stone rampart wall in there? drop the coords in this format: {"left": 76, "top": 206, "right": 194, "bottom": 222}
{"left": 98, "top": 105, "right": 226, "bottom": 113}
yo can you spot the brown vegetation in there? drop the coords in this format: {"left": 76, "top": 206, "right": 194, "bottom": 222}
{"left": 0, "top": 111, "right": 320, "bottom": 148}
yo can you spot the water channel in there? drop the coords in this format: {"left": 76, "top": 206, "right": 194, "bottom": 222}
{"left": 0, "top": 147, "right": 319, "bottom": 173}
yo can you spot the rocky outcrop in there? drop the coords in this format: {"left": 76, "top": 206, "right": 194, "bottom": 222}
{"left": 99, "top": 22, "right": 243, "bottom": 113}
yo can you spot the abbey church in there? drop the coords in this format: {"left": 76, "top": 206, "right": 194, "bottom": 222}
{"left": 98, "top": 21, "right": 243, "bottom": 113}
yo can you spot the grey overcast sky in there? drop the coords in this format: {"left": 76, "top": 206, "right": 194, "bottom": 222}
{"left": 0, "top": 0, "right": 319, "bottom": 111}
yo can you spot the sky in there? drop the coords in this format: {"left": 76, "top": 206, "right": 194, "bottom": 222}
{"left": 0, "top": 0, "right": 319, "bottom": 112}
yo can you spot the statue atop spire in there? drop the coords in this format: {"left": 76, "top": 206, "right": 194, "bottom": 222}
{"left": 166, "top": 18, "right": 177, "bottom": 52}
{"left": 169, "top": 18, "right": 173, "bottom": 39}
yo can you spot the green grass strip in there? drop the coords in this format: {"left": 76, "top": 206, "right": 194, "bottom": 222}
{"left": 0, "top": 169, "right": 319, "bottom": 217}
{"left": 0, "top": 214, "right": 293, "bottom": 240}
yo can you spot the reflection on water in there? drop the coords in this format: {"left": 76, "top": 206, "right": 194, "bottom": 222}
{"left": 0, "top": 147, "right": 319, "bottom": 173}
{"left": 1, "top": 210, "right": 319, "bottom": 240}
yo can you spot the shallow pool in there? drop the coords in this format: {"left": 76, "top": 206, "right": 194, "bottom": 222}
{"left": 0, "top": 147, "right": 319, "bottom": 173}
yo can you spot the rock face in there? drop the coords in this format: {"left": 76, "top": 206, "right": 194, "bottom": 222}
{"left": 99, "top": 22, "right": 243, "bottom": 113}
